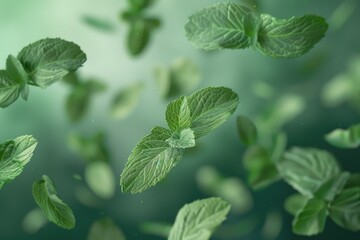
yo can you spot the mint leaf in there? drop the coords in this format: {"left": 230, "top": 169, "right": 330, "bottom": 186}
{"left": 127, "top": 19, "right": 150, "bottom": 56}
{"left": 22, "top": 208, "right": 48, "bottom": 234}
{"left": 120, "top": 127, "right": 184, "bottom": 194}
{"left": 110, "top": 82, "right": 144, "bottom": 120}
{"left": 32, "top": 175, "right": 75, "bottom": 229}
{"left": 128, "top": 0, "right": 155, "bottom": 12}
{"left": 315, "top": 172, "right": 350, "bottom": 202}
{"left": 87, "top": 217, "right": 126, "bottom": 240}
{"left": 85, "top": 161, "right": 115, "bottom": 199}
{"left": 293, "top": 197, "right": 328, "bottom": 236}
{"left": 140, "top": 222, "right": 172, "bottom": 238}
{"left": 185, "top": 2, "right": 254, "bottom": 50}
{"left": 329, "top": 187, "right": 360, "bottom": 231}
{"left": 0, "top": 70, "right": 23, "bottom": 107}
{"left": 166, "top": 128, "right": 195, "bottom": 149}
{"left": 82, "top": 15, "right": 115, "bottom": 32}
{"left": 236, "top": 115, "right": 258, "bottom": 146}
{"left": 256, "top": 14, "right": 328, "bottom": 58}
{"left": 345, "top": 174, "right": 360, "bottom": 189}
{"left": 187, "top": 87, "right": 239, "bottom": 138}
{"left": 6, "top": 55, "right": 29, "bottom": 100}
{"left": 0, "top": 135, "right": 37, "bottom": 189}
{"left": 165, "top": 96, "right": 191, "bottom": 131}
{"left": 278, "top": 147, "right": 341, "bottom": 197}
{"left": 18, "top": 38, "right": 86, "bottom": 88}
{"left": 168, "top": 197, "right": 230, "bottom": 240}
{"left": 284, "top": 194, "right": 308, "bottom": 216}
{"left": 325, "top": 123, "right": 360, "bottom": 148}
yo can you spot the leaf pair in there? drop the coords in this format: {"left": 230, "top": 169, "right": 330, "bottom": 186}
{"left": 185, "top": 2, "right": 328, "bottom": 58}
{"left": 120, "top": 87, "right": 239, "bottom": 193}
{"left": 0, "top": 38, "right": 86, "bottom": 108}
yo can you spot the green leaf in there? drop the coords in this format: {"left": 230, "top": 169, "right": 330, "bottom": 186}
{"left": 87, "top": 217, "right": 126, "bottom": 240}
{"left": 278, "top": 147, "right": 341, "bottom": 197}
{"left": 0, "top": 70, "right": 24, "bottom": 107}
{"left": 284, "top": 194, "right": 309, "bottom": 216}
{"left": 6, "top": 55, "right": 29, "bottom": 100}
{"left": 329, "top": 187, "right": 360, "bottom": 231}
{"left": 22, "top": 208, "right": 48, "bottom": 234}
{"left": 256, "top": 14, "right": 328, "bottom": 58}
{"left": 315, "top": 172, "right": 350, "bottom": 202}
{"left": 165, "top": 96, "right": 191, "bottom": 131}
{"left": 85, "top": 161, "right": 115, "bottom": 199}
{"left": 345, "top": 173, "right": 360, "bottom": 189}
{"left": 32, "top": 175, "right": 75, "bottom": 229}
{"left": 293, "top": 198, "right": 328, "bottom": 236}
{"left": 66, "top": 83, "right": 91, "bottom": 122}
{"left": 243, "top": 145, "right": 279, "bottom": 189}
{"left": 127, "top": 19, "right": 150, "bottom": 56}
{"left": 140, "top": 222, "right": 172, "bottom": 238}
{"left": 185, "top": 2, "right": 255, "bottom": 50}
{"left": 110, "top": 82, "right": 144, "bottom": 120}
{"left": 187, "top": 87, "right": 239, "bottom": 138}
{"left": 82, "top": 15, "right": 115, "bottom": 32}
{"left": 120, "top": 127, "right": 184, "bottom": 194}
{"left": 128, "top": 0, "right": 155, "bottom": 12}
{"left": 321, "top": 73, "right": 352, "bottom": 107}
{"left": 236, "top": 115, "right": 257, "bottom": 146}
{"left": 166, "top": 128, "right": 195, "bottom": 149}
{"left": 0, "top": 135, "right": 37, "bottom": 189}
{"left": 18, "top": 38, "right": 86, "bottom": 88}
{"left": 325, "top": 123, "right": 360, "bottom": 148}
{"left": 168, "top": 197, "right": 231, "bottom": 240}
{"left": 153, "top": 67, "right": 171, "bottom": 98}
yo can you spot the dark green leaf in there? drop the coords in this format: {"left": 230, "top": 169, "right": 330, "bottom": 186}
{"left": 165, "top": 96, "right": 191, "bottom": 131}
{"left": 236, "top": 115, "right": 257, "bottom": 146}
{"left": 82, "top": 15, "right": 115, "bottom": 32}
{"left": 127, "top": 19, "right": 150, "bottom": 56}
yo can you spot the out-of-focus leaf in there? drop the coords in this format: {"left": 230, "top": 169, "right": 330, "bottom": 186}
{"left": 315, "top": 172, "right": 350, "bottom": 201}
{"left": 110, "top": 82, "right": 144, "bottom": 120}
{"left": 236, "top": 115, "right": 258, "bottom": 146}
{"left": 75, "top": 186, "right": 100, "bottom": 207}
{"left": 140, "top": 222, "right": 172, "bottom": 238}
{"left": 0, "top": 70, "right": 25, "bottom": 107}
{"left": 284, "top": 194, "right": 308, "bottom": 216}
{"left": 154, "top": 67, "right": 171, "bottom": 98}
{"left": 270, "top": 132, "right": 287, "bottom": 163}
{"left": 213, "top": 215, "right": 259, "bottom": 238}
{"left": 87, "top": 217, "right": 126, "bottom": 240}
{"left": 251, "top": 81, "right": 275, "bottom": 99}
{"left": 128, "top": 0, "right": 155, "bottom": 12}
{"left": 322, "top": 73, "right": 352, "bottom": 107}
{"left": 127, "top": 19, "right": 150, "bottom": 56}
{"left": 261, "top": 211, "right": 282, "bottom": 240}
{"left": 22, "top": 208, "right": 48, "bottom": 234}
{"left": 85, "top": 161, "right": 115, "bottom": 199}
{"left": 329, "top": 0, "right": 356, "bottom": 31}
{"left": 345, "top": 173, "right": 360, "bottom": 189}
{"left": 82, "top": 15, "right": 116, "bottom": 32}
{"left": 325, "top": 123, "right": 360, "bottom": 148}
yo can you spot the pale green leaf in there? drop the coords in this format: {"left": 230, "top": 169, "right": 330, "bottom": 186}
{"left": 256, "top": 14, "right": 328, "bottom": 58}
{"left": 87, "top": 217, "right": 126, "bottom": 240}
{"left": 261, "top": 211, "right": 282, "bottom": 240}
{"left": 315, "top": 172, "right": 350, "bottom": 202}
{"left": 284, "top": 194, "right": 309, "bottom": 216}
{"left": 168, "top": 197, "right": 230, "bottom": 240}
{"left": 165, "top": 96, "right": 191, "bottom": 131}
{"left": 0, "top": 135, "right": 37, "bottom": 189}
{"left": 85, "top": 161, "right": 115, "bottom": 199}
{"left": 140, "top": 222, "right": 172, "bottom": 238}
{"left": 329, "top": 187, "right": 360, "bottom": 231}
{"left": 236, "top": 115, "right": 257, "bottom": 146}
{"left": 32, "top": 175, "right": 75, "bottom": 229}
{"left": 325, "top": 123, "right": 360, "bottom": 148}
{"left": 278, "top": 147, "right": 341, "bottom": 197}
{"left": 22, "top": 208, "right": 48, "bottom": 234}
{"left": 321, "top": 73, "right": 352, "bottom": 107}
{"left": 185, "top": 2, "right": 254, "bottom": 50}
{"left": 0, "top": 70, "right": 24, "bottom": 107}
{"left": 66, "top": 83, "right": 91, "bottom": 122}
{"left": 120, "top": 127, "right": 183, "bottom": 194}
{"left": 110, "top": 82, "right": 144, "bottom": 120}
{"left": 187, "top": 87, "right": 239, "bottom": 138}
{"left": 293, "top": 198, "right": 328, "bottom": 236}
{"left": 18, "top": 38, "right": 86, "bottom": 88}
{"left": 153, "top": 67, "right": 171, "bottom": 98}
{"left": 166, "top": 128, "right": 195, "bottom": 149}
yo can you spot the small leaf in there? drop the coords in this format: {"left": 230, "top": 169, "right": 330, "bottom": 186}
{"left": 32, "top": 175, "right": 75, "bottom": 229}
{"left": 278, "top": 147, "right": 341, "bottom": 197}
{"left": 256, "top": 14, "right": 328, "bottom": 58}
{"left": 236, "top": 115, "right": 257, "bottom": 145}
{"left": 22, "top": 208, "right": 48, "bottom": 234}
{"left": 127, "top": 19, "right": 150, "bottom": 56}
{"left": 82, "top": 15, "right": 115, "bottom": 32}
{"left": 293, "top": 198, "right": 328, "bottom": 236}
{"left": 87, "top": 217, "right": 126, "bottom": 240}
{"left": 315, "top": 172, "right": 350, "bottom": 202}
{"left": 166, "top": 128, "right": 195, "bottom": 149}
{"left": 0, "top": 135, "right": 37, "bottom": 189}
{"left": 120, "top": 127, "right": 183, "bottom": 194}
{"left": 284, "top": 194, "right": 309, "bottom": 216}
{"left": 261, "top": 211, "right": 282, "bottom": 240}
{"left": 110, "top": 82, "right": 144, "bottom": 120}
{"left": 185, "top": 2, "right": 254, "bottom": 50}
{"left": 345, "top": 173, "right": 360, "bottom": 189}
{"left": 66, "top": 83, "right": 91, "bottom": 122}
{"left": 325, "top": 123, "right": 360, "bottom": 148}
{"left": 85, "top": 161, "right": 115, "bottom": 199}
{"left": 0, "top": 70, "right": 23, "bottom": 107}
{"left": 18, "top": 38, "right": 86, "bottom": 88}
{"left": 165, "top": 96, "right": 191, "bottom": 131}
{"left": 128, "top": 0, "right": 155, "bottom": 12}
{"left": 329, "top": 187, "right": 360, "bottom": 231}
{"left": 140, "top": 222, "right": 172, "bottom": 238}
{"left": 153, "top": 67, "right": 171, "bottom": 98}
{"left": 6, "top": 55, "right": 28, "bottom": 101}
{"left": 187, "top": 87, "right": 239, "bottom": 138}
{"left": 168, "top": 197, "right": 230, "bottom": 240}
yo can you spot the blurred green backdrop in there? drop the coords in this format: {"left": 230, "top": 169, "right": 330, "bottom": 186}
{"left": 1, "top": 0, "right": 359, "bottom": 239}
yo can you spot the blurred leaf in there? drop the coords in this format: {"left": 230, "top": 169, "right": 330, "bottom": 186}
{"left": 166, "top": 128, "right": 196, "bottom": 149}
{"left": 168, "top": 197, "right": 230, "bottom": 240}
{"left": 213, "top": 215, "right": 259, "bottom": 238}
{"left": 82, "top": 15, "right": 116, "bottom": 32}
{"left": 262, "top": 211, "right": 282, "bottom": 240}
{"left": 284, "top": 194, "right": 308, "bottom": 216}
{"left": 87, "top": 217, "right": 126, "bottom": 240}
{"left": 251, "top": 81, "right": 275, "bottom": 99}
{"left": 293, "top": 198, "right": 328, "bottom": 236}
{"left": 120, "top": 127, "right": 184, "bottom": 194}
{"left": 165, "top": 96, "right": 191, "bottom": 131}
{"left": 325, "top": 123, "right": 360, "bottom": 148}
{"left": 278, "top": 147, "right": 341, "bottom": 197}
{"left": 329, "top": 0, "right": 356, "bottom": 31}
{"left": 32, "top": 175, "right": 75, "bottom": 229}
{"left": 127, "top": 19, "right": 150, "bottom": 56}
{"left": 63, "top": 72, "right": 81, "bottom": 86}
{"left": 85, "top": 161, "right": 115, "bottom": 199}
{"left": 22, "top": 208, "right": 48, "bottom": 234}
{"left": 0, "top": 135, "right": 37, "bottom": 189}
{"left": 0, "top": 70, "right": 24, "bottom": 107}
{"left": 243, "top": 145, "right": 279, "bottom": 189}
{"left": 315, "top": 172, "right": 350, "bottom": 202}
{"left": 236, "top": 115, "right": 258, "bottom": 146}
{"left": 329, "top": 187, "right": 360, "bottom": 231}
{"left": 110, "top": 81, "right": 144, "bottom": 120}
{"left": 75, "top": 186, "right": 100, "bottom": 207}
{"left": 154, "top": 67, "right": 171, "bottom": 98}
{"left": 345, "top": 173, "right": 360, "bottom": 189}
{"left": 18, "top": 38, "right": 86, "bottom": 88}
{"left": 140, "top": 222, "right": 172, "bottom": 238}
{"left": 128, "top": 0, "right": 155, "bottom": 12}
{"left": 188, "top": 87, "right": 239, "bottom": 138}
{"left": 270, "top": 132, "right": 287, "bottom": 163}
{"left": 6, "top": 55, "right": 29, "bottom": 100}
{"left": 322, "top": 73, "right": 352, "bottom": 107}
